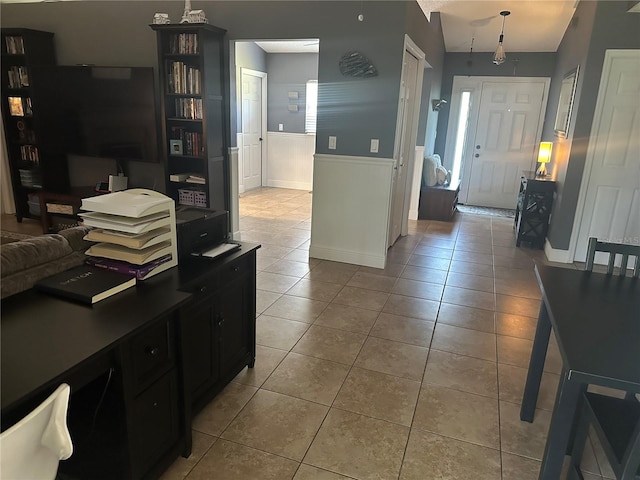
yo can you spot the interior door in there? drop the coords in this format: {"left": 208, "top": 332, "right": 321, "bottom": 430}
{"left": 241, "top": 71, "right": 263, "bottom": 191}
{"left": 464, "top": 80, "right": 547, "bottom": 209}
{"left": 574, "top": 50, "right": 640, "bottom": 264}
{"left": 388, "top": 51, "right": 419, "bottom": 246}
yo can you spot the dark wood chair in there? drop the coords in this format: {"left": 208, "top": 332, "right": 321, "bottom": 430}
{"left": 585, "top": 237, "right": 640, "bottom": 278}
{"left": 568, "top": 392, "right": 640, "bottom": 479}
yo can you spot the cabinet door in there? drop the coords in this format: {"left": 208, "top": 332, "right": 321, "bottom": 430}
{"left": 216, "top": 275, "right": 252, "bottom": 376}
{"left": 181, "top": 296, "right": 219, "bottom": 401}
{"left": 133, "top": 372, "right": 180, "bottom": 478}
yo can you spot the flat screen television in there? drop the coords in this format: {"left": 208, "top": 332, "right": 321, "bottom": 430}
{"left": 30, "top": 66, "right": 160, "bottom": 163}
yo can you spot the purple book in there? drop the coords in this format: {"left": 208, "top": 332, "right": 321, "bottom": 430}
{"left": 85, "top": 254, "right": 172, "bottom": 280}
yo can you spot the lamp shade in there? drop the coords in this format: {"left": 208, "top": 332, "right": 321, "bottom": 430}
{"left": 538, "top": 142, "right": 553, "bottom": 163}
{"left": 493, "top": 41, "right": 506, "bottom": 65}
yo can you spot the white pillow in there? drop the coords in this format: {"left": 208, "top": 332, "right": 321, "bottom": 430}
{"left": 422, "top": 154, "right": 442, "bottom": 187}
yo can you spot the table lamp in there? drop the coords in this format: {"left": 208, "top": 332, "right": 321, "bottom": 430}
{"left": 536, "top": 142, "right": 552, "bottom": 177}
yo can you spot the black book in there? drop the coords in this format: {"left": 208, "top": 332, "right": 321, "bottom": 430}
{"left": 35, "top": 265, "right": 136, "bottom": 305}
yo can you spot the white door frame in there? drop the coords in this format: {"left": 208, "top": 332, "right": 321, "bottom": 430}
{"left": 445, "top": 76, "right": 550, "bottom": 204}
{"left": 390, "top": 35, "right": 426, "bottom": 244}
{"left": 239, "top": 67, "right": 268, "bottom": 189}
{"left": 567, "top": 49, "right": 640, "bottom": 262}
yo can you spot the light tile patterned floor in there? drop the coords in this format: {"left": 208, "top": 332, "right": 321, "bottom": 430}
{"left": 161, "top": 187, "right": 615, "bottom": 480}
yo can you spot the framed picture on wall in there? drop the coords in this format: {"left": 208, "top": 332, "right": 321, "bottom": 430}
{"left": 170, "top": 139, "right": 183, "bottom": 155}
{"left": 554, "top": 66, "right": 579, "bottom": 137}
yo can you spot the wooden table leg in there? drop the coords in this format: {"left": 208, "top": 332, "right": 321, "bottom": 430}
{"left": 521, "top": 300, "right": 552, "bottom": 422}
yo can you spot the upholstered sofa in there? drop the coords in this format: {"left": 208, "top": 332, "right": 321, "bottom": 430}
{"left": 1, "top": 226, "right": 93, "bottom": 299}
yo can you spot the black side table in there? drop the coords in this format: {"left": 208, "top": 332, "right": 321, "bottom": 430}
{"left": 514, "top": 171, "right": 555, "bottom": 249}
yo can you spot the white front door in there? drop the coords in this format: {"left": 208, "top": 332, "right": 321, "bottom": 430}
{"left": 389, "top": 50, "right": 419, "bottom": 246}
{"left": 241, "top": 71, "right": 263, "bottom": 191}
{"left": 574, "top": 50, "right": 640, "bottom": 264}
{"left": 463, "top": 79, "right": 548, "bottom": 209}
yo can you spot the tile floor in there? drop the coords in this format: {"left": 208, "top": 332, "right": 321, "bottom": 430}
{"left": 149, "top": 187, "right": 614, "bottom": 480}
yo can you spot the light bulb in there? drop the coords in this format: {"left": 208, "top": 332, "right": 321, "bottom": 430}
{"left": 493, "top": 43, "right": 506, "bottom": 65}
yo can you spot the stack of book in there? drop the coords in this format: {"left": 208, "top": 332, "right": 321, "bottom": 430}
{"left": 80, "top": 189, "right": 178, "bottom": 280}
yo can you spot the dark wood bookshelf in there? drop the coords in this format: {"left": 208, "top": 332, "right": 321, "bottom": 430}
{"left": 1, "top": 28, "right": 69, "bottom": 223}
{"left": 151, "top": 23, "right": 230, "bottom": 213}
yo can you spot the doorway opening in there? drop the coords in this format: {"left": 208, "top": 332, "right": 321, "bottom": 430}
{"left": 233, "top": 39, "right": 319, "bottom": 264}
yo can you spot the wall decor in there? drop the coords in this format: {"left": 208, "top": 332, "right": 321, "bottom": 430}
{"left": 554, "top": 65, "right": 579, "bottom": 137}
{"left": 339, "top": 51, "right": 377, "bottom": 78}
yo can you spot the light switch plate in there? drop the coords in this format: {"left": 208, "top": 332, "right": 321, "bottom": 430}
{"left": 278, "top": 123, "right": 284, "bottom": 131}
{"left": 328, "top": 136, "right": 337, "bottom": 149}
{"left": 370, "top": 139, "right": 379, "bottom": 153}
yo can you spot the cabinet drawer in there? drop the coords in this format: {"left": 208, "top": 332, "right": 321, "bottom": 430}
{"left": 133, "top": 372, "right": 179, "bottom": 476}
{"left": 188, "top": 254, "right": 252, "bottom": 296}
{"left": 131, "top": 319, "right": 173, "bottom": 388}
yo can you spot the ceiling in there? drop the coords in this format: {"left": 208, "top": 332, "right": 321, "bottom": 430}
{"left": 254, "top": 1, "right": 578, "bottom": 55}
{"left": 418, "top": 0, "right": 577, "bottom": 53}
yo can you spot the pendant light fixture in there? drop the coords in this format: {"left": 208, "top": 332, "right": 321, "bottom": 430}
{"left": 493, "top": 10, "right": 510, "bottom": 65}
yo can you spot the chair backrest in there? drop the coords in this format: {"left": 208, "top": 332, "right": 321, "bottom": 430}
{"left": 0, "top": 384, "right": 73, "bottom": 480}
{"left": 585, "top": 237, "right": 640, "bottom": 278}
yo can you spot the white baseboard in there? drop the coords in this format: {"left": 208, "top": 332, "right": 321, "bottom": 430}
{"left": 309, "top": 245, "right": 386, "bottom": 269}
{"left": 544, "top": 239, "right": 573, "bottom": 263}
{"left": 266, "top": 179, "right": 313, "bottom": 191}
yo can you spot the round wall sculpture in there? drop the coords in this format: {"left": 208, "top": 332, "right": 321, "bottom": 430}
{"left": 339, "top": 51, "right": 378, "bottom": 78}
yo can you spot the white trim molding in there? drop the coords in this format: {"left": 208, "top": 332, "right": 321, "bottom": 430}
{"left": 229, "top": 146, "right": 241, "bottom": 241}
{"left": 265, "top": 132, "right": 315, "bottom": 191}
{"left": 310, "top": 154, "right": 394, "bottom": 269}
{"left": 544, "top": 239, "right": 573, "bottom": 263}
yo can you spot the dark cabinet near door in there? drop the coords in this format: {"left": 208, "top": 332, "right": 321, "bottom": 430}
{"left": 514, "top": 171, "right": 555, "bottom": 249}
{"left": 151, "top": 23, "right": 230, "bottom": 212}
{"left": 179, "top": 250, "right": 257, "bottom": 416}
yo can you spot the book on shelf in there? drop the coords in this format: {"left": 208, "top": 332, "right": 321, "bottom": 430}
{"left": 5, "top": 36, "right": 25, "bottom": 55}
{"left": 169, "top": 173, "right": 190, "bottom": 182}
{"left": 81, "top": 191, "right": 171, "bottom": 218}
{"left": 84, "top": 226, "right": 171, "bottom": 249}
{"left": 85, "top": 254, "right": 173, "bottom": 280}
{"left": 35, "top": 265, "right": 136, "bottom": 305}
{"left": 86, "top": 240, "right": 171, "bottom": 265}
{"left": 185, "top": 175, "right": 205, "bottom": 184}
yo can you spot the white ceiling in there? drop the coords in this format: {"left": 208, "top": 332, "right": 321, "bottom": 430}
{"left": 418, "top": 0, "right": 577, "bottom": 52}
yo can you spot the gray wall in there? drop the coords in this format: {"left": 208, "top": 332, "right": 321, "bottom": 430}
{"left": 546, "top": 0, "right": 640, "bottom": 250}
{"left": 233, "top": 41, "right": 267, "bottom": 134}
{"left": 405, "top": 7, "right": 446, "bottom": 154}
{"left": 434, "top": 51, "right": 557, "bottom": 158}
{"left": 266, "top": 53, "right": 318, "bottom": 134}
{"left": 2, "top": 1, "right": 441, "bottom": 165}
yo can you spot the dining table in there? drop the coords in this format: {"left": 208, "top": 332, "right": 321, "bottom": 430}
{"left": 520, "top": 264, "right": 640, "bottom": 480}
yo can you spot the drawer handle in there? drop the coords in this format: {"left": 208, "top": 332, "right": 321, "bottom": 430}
{"left": 199, "top": 286, "right": 207, "bottom": 293}
{"left": 153, "top": 401, "right": 159, "bottom": 408}
{"left": 232, "top": 266, "right": 239, "bottom": 272}
{"left": 218, "top": 317, "right": 225, "bottom": 327}
{"left": 147, "top": 347, "right": 160, "bottom": 356}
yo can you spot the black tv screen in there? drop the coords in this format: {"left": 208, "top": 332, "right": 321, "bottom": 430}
{"left": 30, "top": 66, "right": 159, "bottom": 163}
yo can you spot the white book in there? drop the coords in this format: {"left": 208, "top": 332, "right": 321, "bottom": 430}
{"left": 81, "top": 191, "right": 171, "bottom": 218}
{"left": 169, "top": 173, "right": 190, "bottom": 182}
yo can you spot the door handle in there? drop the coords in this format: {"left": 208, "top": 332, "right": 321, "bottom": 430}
{"left": 259, "top": 137, "right": 263, "bottom": 141}
{"left": 476, "top": 145, "right": 481, "bottom": 149}
{"left": 475, "top": 153, "right": 480, "bottom": 158}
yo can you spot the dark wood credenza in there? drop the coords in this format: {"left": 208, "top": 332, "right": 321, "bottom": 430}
{"left": 1, "top": 243, "right": 258, "bottom": 480}
{"left": 418, "top": 178, "right": 460, "bottom": 221}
